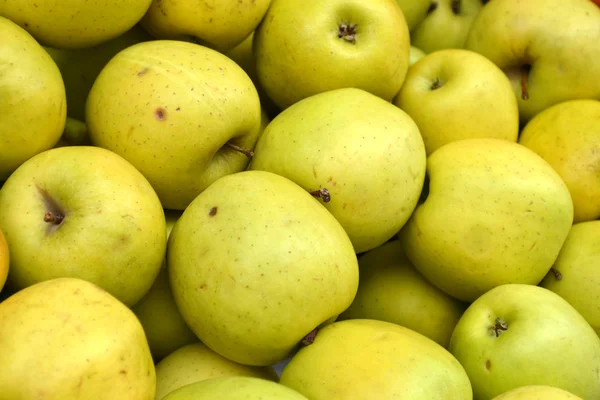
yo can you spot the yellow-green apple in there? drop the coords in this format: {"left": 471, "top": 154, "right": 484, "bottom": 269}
{"left": 491, "top": 386, "right": 583, "bottom": 400}
{"left": 0, "top": 0, "right": 151, "bottom": 49}
{"left": 163, "top": 377, "right": 308, "bottom": 400}
{"left": 400, "top": 138, "right": 574, "bottom": 302}
{"left": 0, "top": 228, "right": 8, "bottom": 293}
{"left": 279, "top": 319, "right": 473, "bottom": 399}
{"left": 86, "top": 40, "right": 262, "bottom": 210}
{"left": 0, "top": 278, "right": 155, "bottom": 399}
{"left": 155, "top": 342, "right": 278, "bottom": 400}
{"left": 249, "top": 88, "right": 426, "bottom": 253}
{"left": 409, "top": 46, "right": 427, "bottom": 67}
{"left": 449, "top": 284, "right": 600, "bottom": 399}
{"left": 254, "top": 0, "right": 410, "bottom": 110}
{"left": 395, "top": 48, "right": 519, "bottom": 156}
{"left": 338, "top": 240, "right": 466, "bottom": 348}
{"left": 518, "top": 99, "right": 600, "bottom": 223}
{"left": 141, "top": 0, "right": 271, "bottom": 52}
{"left": 410, "top": 0, "right": 483, "bottom": 54}
{"left": 0, "top": 16, "right": 66, "bottom": 181}
{"left": 394, "top": 0, "right": 430, "bottom": 30}
{"left": 167, "top": 170, "right": 359, "bottom": 366}
{"left": 0, "top": 146, "right": 167, "bottom": 307}
{"left": 465, "top": 0, "right": 600, "bottom": 122}
{"left": 540, "top": 220, "right": 600, "bottom": 336}
{"left": 131, "top": 210, "right": 197, "bottom": 362}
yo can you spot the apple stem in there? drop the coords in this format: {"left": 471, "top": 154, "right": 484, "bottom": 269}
{"left": 520, "top": 65, "right": 530, "bottom": 100}
{"left": 338, "top": 23, "right": 357, "bottom": 44}
{"left": 309, "top": 188, "right": 331, "bottom": 203}
{"left": 226, "top": 142, "right": 254, "bottom": 158}
{"left": 44, "top": 211, "right": 64, "bottom": 225}
{"left": 550, "top": 267, "right": 563, "bottom": 280}
{"left": 301, "top": 328, "right": 319, "bottom": 346}
{"left": 489, "top": 317, "right": 508, "bottom": 337}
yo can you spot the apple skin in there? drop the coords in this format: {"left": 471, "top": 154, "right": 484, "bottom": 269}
{"left": 540, "top": 221, "right": 600, "bottom": 336}
{"left": 465, "top": 0, "right": 600, "bottom": 122}
{"left": 518, "top": 99, "right": 600, "bottom": 223}
{"left": 254, "top": 0, "right": 410, "bottom": 110}
{"left": 394, "top": 0, "right": 430, "bottom": 30}
{"left": 408, "top": 46, "right": 427, "bottom": 67}
{"left": 449, "top": 284, "right": 600, "bottom": 400}
{"left": 0, "top": 228, "right": 8, "bottom": 293}
{"left": 395, "top": 48, "right": 519, "bottom": 156}
{"left": 0, "top": 146, "right": 167, "bottom": 307}
{"left": 86, "top": 39, "right": 262, "bottom": 210}
{"left": 491, "top": 385, "right": 583, "bottom": 400}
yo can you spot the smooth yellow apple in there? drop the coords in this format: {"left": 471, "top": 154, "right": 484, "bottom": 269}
{"left": 168, "top": 170, "right": 359, "bottom": 366}
{"left": 449, "top": 284, "right": 600, "bottom": 399}
{"left": 492, "top": 385, "right": 583, "bottom": 400}
{"left": 0, "top": 146, "right": 167, "bottom": 307}
{"left": 249, "top": 88, "right": 426, "bottom": 253}
{"left": 395, "top": 48, "right": 519, "bottom": 156}
{"left": 408, "top": 45, "right": 427, "bottom": 67}
{"left": 519, "top": 99, "right": 600, "bottom": 223}
{"left": 411, "top": 0, "right": 483, "bottom": 53}
{"left": 0, "top": 277, "right": 156, "bottom": 399}
{"left": 254, "top": 0, "right": 410, "bottom": 110}
{"left": 395, "top": 0, "right": 430, "bottom": 30}
{"left": 0, "top": 228, "right": 8, "bottom": 293}
{"left": 279, "top": 319, "right": 473, "bottom": 399}
{"left": 155, "top": 342, "right": 278, "bottom": 400}
{"left": 141, "top": 0, "right": 271, "bottom": 52}
{"left": 338, "top": 240, "right": 466, "bottom": 348}
{"left": 401, "top": 138, "right": 574, "bottom": 302}
{"left": 86, "top": 40, "right": 262, "bottom": 210}
{"left": 465, "top": 0, "right": 600, "bottom": 122}
{"left": 0, "top": 0, "right": 152, "bottom": 49}
{"left": 163, "top": 377, "right": 308, "bottom": 400}
{"left": 540, "top": 220, "right": 600, "bottom": 336}
{"left": 0, "top": 16, "right": 66, "bottom": 181}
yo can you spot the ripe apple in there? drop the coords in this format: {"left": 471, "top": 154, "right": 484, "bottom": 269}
{"left": 394, "top": 0, "right": 430, "bottom": 30}
{"left": 254, "top": 0, "right": 411, "bottom": 110}
{"left": 86, "top": 39, "right": 262, "bottom": 210}
{"left": 141, "top": 0, "right": 271, "bottom": 52}
{"left": 249, "top": 88, "right": 426, "bottom": 253}
{"left": 0, "top": 0, "right": 152, "bottom": 49}
{"left": 168, "top": 170, "right": 359, "bottom": 366}
{"left": 465, "top": 0, "right": 600, "bottom": 122}
{"left": 408, "top": 46, "right": 427, "bottom": 67}
{"left": 338, "top": 240, "right": 466, "bottom": 348}
{"left": 492, "top": 386, "right": 583, "bottom": 400}
{"left": 540, "top": 221, "right": 600, "bottom": 336}
{"left": 410, "top": 0, "right": 483, "bottom": 54}
{"left": 279, "top": 319, "right": 473, "bottom": 399}
{"left": 0, "top": 16, "right": 66, "bottom": 181}
{"left": 449, "top": 284, "right": 600, "bottom": 399}
{"left": 400, "top": 138, "right": 574, "bottom": 302}
{"left": 0, "top": 228, "right": 8, "bottom": 293}
{"left": 155, "top": 342, "right": 278, "bottom": 400}
{"left": 0, "top": 146, "right": 167, "bottom": 307}
{"left": 394, "top": 48, "right": 519, "bottom": 156}
{"left": 518, "top": 99, "right": 600, "bottom": 223}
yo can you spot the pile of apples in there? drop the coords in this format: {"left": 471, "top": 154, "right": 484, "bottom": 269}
{"left": 1, "top": 0, "right": 599, "bottom": 399}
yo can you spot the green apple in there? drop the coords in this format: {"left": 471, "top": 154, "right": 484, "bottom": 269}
{"left": 131, "top": 210, "right": 197, "bottom": 362}
{"left": 518, "top": 99, "right": 600, "bottom": 223}
{"left": 394, "top": 48, "right": 519, "bottom": 156}
{"left": 254, "top": 0, "right": 410, "bottom": 110}
{"left": 86, "top": 39, "right": 262, "bottom": 210}
{"left": 540, "top": 221, "right": 600, "bottom": 336}
{"left": 449, "top": 284, "right": 600, "bottom": 399}
{"left": 408, "top": 45, "right": 427, "bottom": 67}
{"left": 0, "top": 228, "right": 8, "bottom": 293}
{"left": 0, "top": 16, "right": 66, "bottom": 181}
{"left": 0, "top": 0, "right": 152, "bottom": 49}
{"left": 401, "top": 138, "right": 574, "bottom": 302}
{"left": 0, "top": 277, "right": 155, "bottom": 399}
{"left": 141, "top": 0, "right": 271, "bottom": 52}
{"left": 410, "top": 0, "right": 483, "bottom": 54}
{"left": 168, "top": 170, "right": 359, "bottom": 366}
{"left": 492, "top": 386, "right": 583, "bottom": 400}
{"left": 44, "top": 25, "right": 153, "bottom": 124}
{"left": 394, "top": 0, "right": 430, "bottom": 30}
{"left": 465, "top": 0, "right": 600, "bottom": 122}
{"left": 279, "top": 319, "right": 473, "bottom": 399}
{"left": 249, "top": 88, "right": 426, "bottom": 253}
{"left": 0, "top": 146, "right": 167, "bottom": 307}
{"left": 338, "top": 240, "right": 466, "bottom": 348}
{"left": 163, "top": 377, "right": 308, "bottom": 400}
{"left": 155, "top": 342, "right": 278, "bottom": 400}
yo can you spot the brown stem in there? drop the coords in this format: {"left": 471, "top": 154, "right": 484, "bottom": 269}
{"left": 309, "top": 188, "right": 331, "bottom": 203}
{"left": 44, "top": 211, "right": 64, "bottom": 225}
{"left": 520, "top": 65, "right": 530, "bottom": 100}
{"left": 551, "top": 267, "right": 563, "bottom": 281}
{"left": 226, "top": 142, "right": 254, "bottom": 158}
{"left": 301, "top": 328, "right": 319, "bottom": 346}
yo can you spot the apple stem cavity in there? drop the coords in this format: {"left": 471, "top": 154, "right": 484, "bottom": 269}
{"left": 338, "top": 23, "right": 357, "bottom": 44}
{"left": 550, "top": 267, "right": 563, "bottom": 280}
{"left": 37, "top": 186, "right": 66, "bottom": 232}
{"left": 309, "top": 188, "right": 331, "bottom": 203}
{"left": 430, "top": 78, "right": 444, "bottom": 90}
{"left": 520, "top": 65, "right": 531, "bottom": 100}
{"left": 226, "top": 142, "right": 254, "bottom": 158}
{"left": 451, "top": 0, "right": 461, "bottom": 14}
{"left": 301, "top": 328, "right": 319, "bottom": 346}
{"left": 489, "top": 317, "right": 509, "bottom": 337}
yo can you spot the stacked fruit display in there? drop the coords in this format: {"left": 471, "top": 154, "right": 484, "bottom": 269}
{"left": 0, "top": 0, "right": 599, "bottom": 399}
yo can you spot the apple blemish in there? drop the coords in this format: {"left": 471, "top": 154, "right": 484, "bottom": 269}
{"left": 154, "top": 108, "right": 166, "bottom": 121}
{"left": 489, "top": 317, "right": 509, "bottom": 337}
{"left": 337, "top": 23, "right": 357, "bottom": 44}
{"left": 209, "top": 207, "right": 217, "bottom": 217}
{"left": 309, "top": 188, "right": 331, "bottom": 203}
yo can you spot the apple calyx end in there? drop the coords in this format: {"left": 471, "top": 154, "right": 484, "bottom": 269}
{"left": 488, "top": 317, "right": 509, "bottom": 337}
{"left": 301, "top": 328, "right": 319, "bottom": 347}
{"left": 430, "top": 78, "right": 444, "bottom": 90}
{"left": 427, "top": 2, "right": 439, "bottom": 14}
{"left": 338, "top": 23, "right": 357, "bottom": 44}
{"left": 226, "top": 142, "right": 255, "bottom": 158}
{"left": 309, "top": 188, "right": 331, "bottom": 203}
